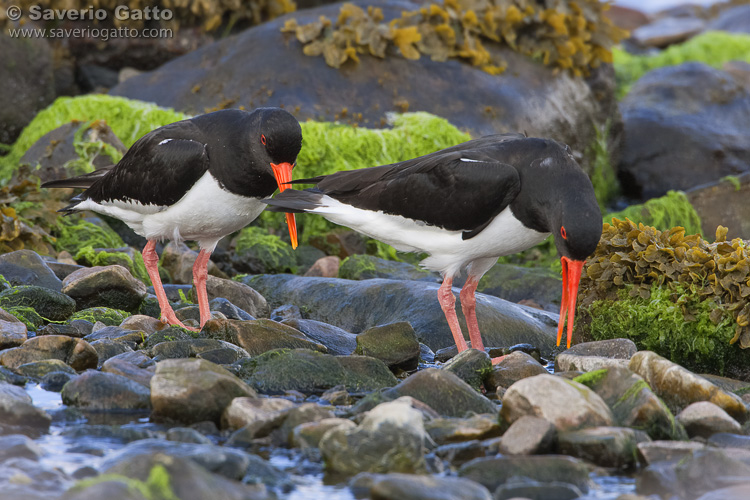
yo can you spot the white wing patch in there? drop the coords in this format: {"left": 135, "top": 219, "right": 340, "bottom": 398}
{"left": 460, "top": 158, "right": 480, "bottom": 163}
{"left": 158, "top": 139, "right": 173, "bottom": 146}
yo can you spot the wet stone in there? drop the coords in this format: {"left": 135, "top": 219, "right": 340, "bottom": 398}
{"left": 0, "top": 381, "right": 52, "bottom": 431}
{"left": 281, "top": 318, "right": 357, "bottom": 355}
{"left": 304, "top": 255, "right": 341, "bottom": 278}
{"left": 200, "top": 275, "right": 269, "bottom": 318}
{"left": 424, "top": 414, "right": 500, "bottom": 446}
{"left": 41, "top": 371, "right": 76, "bottom": 392}
{"left": 500, "top": 374, "right": 613, "bottom": 431}
{"left": 676, "top": 401, "right": 742, "bottom": 439}
{"left": 202, "top": 318, "right": 326, "bottom": 356}
{"left": 0, "top": 335, "right": 98, "bottom": 371}
{"left": 320, "top": 385, "right": 351, "bottom": 406}
{"left": 118, "top": 314, "right": 166, "bottom": 334}
{"left": 0, "top": 434, "right": 44, "bottom": 462}
{"left": 355, "top": 472, "right": 493, "bottom": 500}
{"left": 166, "top": 427, "right": 214, "bottom": 445}
{"left": 0, "top": 250, "right": 62, "bottom": 291}
{"left": 485, "top": 350, "right": 547, "bottom": 391}
{"left": 89, "top": 339, "right": 135, "bottom": 366}
{"left": 197, "top": 347, "right": 246, "bottom": 365}
{"left": 557, "top": 426, "right": 639, "bottom": 470}
{"left": 637, "top": 440, "right": 705, "bottom": 465}
{"left": 270, "top": 304, "right": 302, "bottom": 322}
{"left": 62, "top": 265, "right": 147, "bottom": 311}
{"left": 150, "top": 338, "right": 249, "bottom": 362}
{"left": 0, "top": 366, "right": 27, "bottom": 385}
{"left": 84, "top": 326, "right": 146, "bottom": 344}
{"left": 221, "top": 396, "right": 295, "bottom": 433}
{"left": 150, "top": 358, "right": 257, "bottom": 425}
{"left": 291, "top": 417, "right": 356, "bottom": 449}
{"left": 61, "top": 370, "right": 151, "bottom": 410}
{"left": 433, "top": 440, "right": 487, "bottom": 468}
{"left": 101, "top": 355, "right": 155, "bottom": 387}
{"left": 355, "top": 321, "right": 421, "bottom": 371}
{"left": 442, "top": 348, "right": 491, "bottom": 390}
{"left": 498, "top": 416, "right": 557, "bottom": 456}
{"left": 0, "top": 308, "right": 28, "bottom": 349}
{"left": 0, "top": 285, "right": 76, "bottom": 322}
{"left": 17, "top": 359, "right": 76, "bottom": 379}
{"left": 36, "top": 323, "right": 85, "bottom": 338}
{"left": 278, "top": 403, "right": 336, "bottom": 444}
{"left": 494, "top": 481, "right": 584, "bottom": 500}
{"left": 208, "top": 297, "right": 254, "bottom": 321}
{"left": 707, "top": 433, "right": 750, "bottom": 451}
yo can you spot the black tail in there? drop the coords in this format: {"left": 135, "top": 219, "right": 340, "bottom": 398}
{"left": 40, "top": 166, "right": 114, "bottom": 190}
{"left": 263, "top": 188, "right": 325, "bottom": 213}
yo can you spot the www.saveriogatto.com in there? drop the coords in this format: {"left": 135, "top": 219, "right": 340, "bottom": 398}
{"left": 4, "top": 4, "right": 174, "bottom": 40}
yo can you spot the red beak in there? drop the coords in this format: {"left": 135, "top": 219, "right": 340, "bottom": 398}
{"left": 557, "top": 256, "right": 584, "bottom": 349}
{"left": 270, "top": 162, "right": 298, "bottom": 249}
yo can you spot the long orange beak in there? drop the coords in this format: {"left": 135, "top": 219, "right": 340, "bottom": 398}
{"left": 556, "top": 256, "right": 584, "bottom": 349}
{"left": 270, "top": 162, "right": 298, "bottom": 249}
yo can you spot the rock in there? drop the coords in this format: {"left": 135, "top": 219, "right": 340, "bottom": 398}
{"left": 638, "top": 449, "right": 750, "bottom": 499}
{"left": 458, "top": 455, "right": 591, "bottom": 494}
{"left": 320, "top": 398, "right": 427, "bottom": 475}
{"left": 62, "top": 265, "right": 147, "bottom": 311}
{"left": 0, "top": 458, "right": 69, "bottom": 500}
{"left": 0, "top": 335, "right": 98, "bottom": 371}
{"left": 110, "top": 0, "right": 617, "bottom": 176}
{"left": 202, "top": 318, "right": 326, "bottom": 356}
{"left": 277, "top": 403, "right": 336, "bottom": 443}
{"left": 0, "top": 251, "right": 62, "bottom": 291}
{"left": 696, "top": 484, "right": 750, "bottom": 500}
{"left": 0, "top": 366, "right": 27, "bottom": 385}
{"left": 574, "top": 365, "right": 686, "bottom": 440}
{"left": 354, "top": 367, "right": 497, "bottom": 418}
{"left": 705, "top": 4, "right": 750, "bottom": 34}
{"left": 304, "top": 256, "right": 341, "bottom": 277}
{"left": 637, "top": 440, "right": 705, "bottom": 465}
{"left": 485, "top": 351, "right": 547, "bottom": 391}
{"left": 291, "top": 418, "right": 356, "bottom": 449}
{"left": 687, "top": 171, "right": 750, "bottom": 240}
{"left": 477, "top": 263, "right": 562, "bottom": 311}
{"left": 141, "top": 328, "right": 193, "bottom": 350}
{"left": 42, "top": 371, "right": 77, "bottom": 392}
{"left": 71, "top": 307, "right": 130, "bottom": 327}
{"left": 119, "top": 314, "right": 167, "bottom": 334}
{"left": 498, "top": 416, "right": 557, "bottom": 456}
{"left": 0, "top": 434, "right": 45, "bottom": 462}
{"left": 0, "top": 33, "right": 55, "bottom": 145}
{"left": 95, "top": 449, "right": 267, "bottom": 498}
{"left": 555, "top": 338, "right": 637, "bottom": 372}
{"left": 16, "top": 359, "right": 76, "bottom": 379}
{"left": 356, "top": 473, "right": 493, "bottom": 500}
{"left": 442, "top": 348, "right": 492, "bottom": 390}
{"left": 85, "top": 325, "right": 146, "bottom": 344}
{"left": 339, "top": 255, "right": 439, "bottom": 282}
{"left": 101, "top": 356, "right": 155, "bottom": 387}
{"left": 221, "top": 396, "right": 294, "bottom": 432}
{"left": 424, "top": 414, "right": 500, "bottom": 445}
{"left": 676, "top": 401, "right": 742, "bottom": 438}
{"left": 0, "top": 285, "right": 76, "bottom": 322}
{"left": 200, "top": 275, "right": 269, "bottom": 318}
{"left": 280, "top": 318, "right": 357, "bottom": 355}
{"left": 208, "top": 298, "right": 254, "bottom": 321}
{"left": 557, "top": 426, "right": 638, "bottom": 470}
{"left": 500, "top": 374, "right": 613, "bottom": 431}
{"left": 36, "top": 323, "right": 87, "bottom": 338}
{"left": 20, "top": 120, "right": 126, "bottom": 184}
{"left": 629, "top": 351, "right": 748, "bottom": 422}
{"left": 321, "top": 385, "right": 351, "bottom": 405}
{"left": 150, "top": 358, "right": 257, "bottom": 425}
{"left": 0, "top": 308, "right": 27, "bottom": 349}
{"left": 708, "top": 432, "right": 750, "bottom": 451}
{"left": 243, "top": 275, "right": 559, "bottom": 354}
{"left": 618, "top": 63, "right": 750, "bottom": 200}
{"left": 355, "top": 322, "right": 421, "bottom": 371}
{"left": 166, "top": 427, "right": 213, "bottom": 445}
{"left": 61, "top": 370, "right": 151, "bottom": 410}
{"left": 605, "top": 5, "right": 650, "bottom": 32}
{"left": 160, "top": 241, "right": 226, "bottom": 284}
{"left": 236, "top": 348, "right": 397, "bottom": 395}
{"left": 493, "top": 481, "right": 585, "bottom": 500}
{"left": 270, "top": 304, "right": 301, "bottom": 322}
{"left": 631, "top": 16, "right": 705, "bottom": 48}
{"left": 149, "top": 338, "right": 249, "bottom": 362}
{"left": 0, "top": 381, "right": 52, "bottom": 431}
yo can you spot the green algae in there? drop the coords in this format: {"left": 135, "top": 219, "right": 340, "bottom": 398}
{"left": 74, "top": 245, "right": 149, "bottom": 284}
{"left": 721, "top": 175, "right": 742, "bottom": 192}
{"left": 69, "top": 464, "right": 178, "bottom": 500}
{"left": 234, "top": 226, "right": 298, "bottom": 273}
{"left": 53, "top": 217, "right": 125, "bottom": 255}
{"left": 585, "top": 285, "right": 740, "bottom": 376}
{"left": 1, "top": 95, "right": 188, "bottom": 183}
{"left": 613, "top": 31, "right": 750, "bottom": 99}
{"left": 70, "top": 307, "right": 130, "bottom": 326}
{"left": 606, "top": 191, "right": 702, "bottom": 236}
{"left": 589, "top": 122, "right": 618, "bottom": 211}
{"left": 573, "top": 369, "right": 608, "bottom": 388}
{"left": 4, "top": 306, "right": 48, "bottom": 330}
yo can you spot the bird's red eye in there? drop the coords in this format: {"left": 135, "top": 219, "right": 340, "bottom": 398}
{"left": 261, "top": 134, "right": 267, "bottom": 146}
{"left": 561, "top": 226, "right": 567, "bottom": 240}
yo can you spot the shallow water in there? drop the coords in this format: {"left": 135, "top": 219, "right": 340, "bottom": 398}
{"left": 25, "top": 383, "right": 637, "bottom": 499}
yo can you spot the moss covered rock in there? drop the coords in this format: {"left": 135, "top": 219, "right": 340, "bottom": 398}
{"left": 339, "top": 254, "right": 439, "bottom": 282}
{"left": 70, "top": 307, "right": 131, "bottom": 326}
{"left": 354, "top": 322, "right": 421, "bottom": 371}
{"left": 0, "top": 285, "right": 76, "bottom": 322}
{"left": 236, "top": 348, "right": 397, "bottom": 394}
{"left": 202, "top": 318, "right": 326, "bottom": 356}
{"left": 231, "top": 227, "right": 297, "bottom": 274}
{"left": 62, "top": 265, "right": 147, "bottom": 312}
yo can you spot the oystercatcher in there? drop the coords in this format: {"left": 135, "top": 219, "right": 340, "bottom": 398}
{"left": 264, "top": 133, "right": 602, "bottom": 360}
{"left": 43, "top": 108, "right": 302, "bottom": 330}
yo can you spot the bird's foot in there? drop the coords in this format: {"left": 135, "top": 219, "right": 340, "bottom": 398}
{"left": 490, "top": 355, "right": 506, "bottom": 365}
{"left": 159, "top": 313, "right": 199, "bottom": 332}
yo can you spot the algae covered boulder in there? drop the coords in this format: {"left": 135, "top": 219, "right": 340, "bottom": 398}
{"left": 231, "top": 227, "right": 297, "bottom": 274}
{"left": 235, "top": 348, "right": 398, "bottom": 394}
{"left": 339, "top": 254, "right": 439, "bottom": 282}
{"left": 0, "top": 286, "right": 76, "bottom": 322}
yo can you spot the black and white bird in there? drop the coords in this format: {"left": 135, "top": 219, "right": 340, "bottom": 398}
{"left": 43, "top": 108, "right": 302, "bottom": 330}
{"left": 264, "top": 133, "right": 602, "bottom": 361}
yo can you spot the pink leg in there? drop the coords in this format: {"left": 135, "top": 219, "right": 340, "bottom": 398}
{"left": 142, "top": 241, "right": 195, "bottom": 331}
{"left": 193, "top": 249, "right": 212, "bottom": 327}
{"left": 438, "top": 277, "right": 469, "bottom": 352}
{"left": 460, "top": 276, "right": 484, "bottom": 352}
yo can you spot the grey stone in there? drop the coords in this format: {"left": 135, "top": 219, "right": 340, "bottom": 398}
{"left": 0, "top": 381, "right": 51, "bottom": 431}
{"left": 62, "top": 265, "right": 147, "bottom": 311}
{"left": 498, "top": 416, "right": 557, "bottom": 455}
{"left": 0, "top": 335, "right": 98, "bottom": 371}
{"left": 443, "top": 348, "right": 492, "bottom": 390}
{"left": 424, "top": 414, "right": 500, "bottom": 446}
{"left": 281, "top": 318, "right": 357, "bottom": 355}
{"left": 339, "top": 254, "right": 439, "bottom": 282}
{"left": 0, "top": 308, "right": 27, "bottom": 349}
{"left": 358, "top": 472, "right": 493, "bottom": 500}
{"left": 557, "top": 426, "right": 638, "bottom": 470}
{"left": 677, "top": 401, "right": 742, "bottom": 438}
{"left": 0, "top": 434, "right": 44, "bottom": 462}
{"left": 355, "top": 321, "right": 421, "bottom": 371}
{"left": 61, "top": 370, "right": 151, "bottom": 410}
{"left": 485, "top": 351, "right": 547, "bottom": 391}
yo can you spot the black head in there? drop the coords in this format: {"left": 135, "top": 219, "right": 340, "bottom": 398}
{"left": 256, "top": 107, "right": 303, "bottom": 166}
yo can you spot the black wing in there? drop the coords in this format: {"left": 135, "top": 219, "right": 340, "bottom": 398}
{"left": 43, "top": 120, "right": 211, "bottom": 208}
{"left": 271, "top": 150, "right": 521, "bottom": 239}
